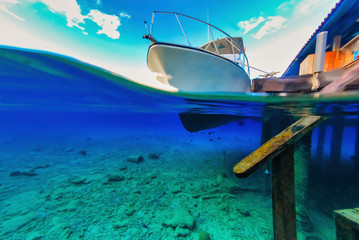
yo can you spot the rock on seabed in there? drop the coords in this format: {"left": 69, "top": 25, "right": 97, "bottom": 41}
{"left": 163, "top": 208, "right": 194, "bottom": 229}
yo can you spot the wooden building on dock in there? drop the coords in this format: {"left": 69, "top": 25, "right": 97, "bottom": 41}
{"left": 283, "top": 0, "right": 359, "bottom": 77}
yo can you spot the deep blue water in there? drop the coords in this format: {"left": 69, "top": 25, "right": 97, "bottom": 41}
{"left": 1, "top": 46, "right": 359, "bottom": 239}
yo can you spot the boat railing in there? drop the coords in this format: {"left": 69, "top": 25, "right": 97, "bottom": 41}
{"left": 148, "top": 11, "right": 251, "bottom": 77}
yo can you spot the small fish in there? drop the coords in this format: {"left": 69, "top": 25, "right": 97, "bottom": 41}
{"left": 264, "top": 169, "right": 271, "bottom": 175}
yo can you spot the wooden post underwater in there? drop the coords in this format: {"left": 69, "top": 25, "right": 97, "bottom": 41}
{"left": 352, "top": 118, "right": 359, "bottom": 172}
{"left": 272, "top": 145, "right": 297, "bottom": 240}
{"left": 330, "top": 115, "right": 345, "bottom": 167}
{"left": 260, "top": 109, "right": 293, "bottom": 196}
{"left": 294, "top": 133, "right": 312, "bottom": 233}
{"left": 315, "top": 124, "right": 326, "bottom": 162}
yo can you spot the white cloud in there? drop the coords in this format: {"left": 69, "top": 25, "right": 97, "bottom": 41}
{"left": 277, "top": 0, "right": 295, "bottom": 13}
{"left": 0, "top": 0, "right": 25, "bottom": 21}
{"left": 36, "top": 0, "right": 130, "bottom": 39}
{"left": 40, "top": 0, "right": 85, "bottom": 30}
{"left": 0, "top": 0, "right": 21, "bottom": 4}
{"left": 278, "top": 0, "right": 337, "bottom": 22}
{"left": 293, "top": 0, "right": 319, "bottom": 16}
{"left": 238, "top": 15, "right": 286, "bottom": 40}
{"left": 120, "top": 12, "right": 130, "bottom": 19}
{"left": 253, "top": 16, "right": 286, "bottom": 40}
{"left": 237, "top": 16, "right": 265, "bottom": 35}
{"left": 87, "top": 10, "right": 122, "bottom": 39}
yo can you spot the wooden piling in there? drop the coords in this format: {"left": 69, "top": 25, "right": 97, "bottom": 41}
{"left": 353, "top": 119, "right": 359, "bottom": 171}
{"left": 355, "top": 119, "right": 359, "bottom": 158}
{"left": 316, "top": 124, "right": 326, "bottom": 162}
{"left": 294, "top": 133, "right": 312, "bottom": 232}
{"left": 259, "top": 109, "right": 293, "bottom": 196}
{"left": 330, "top": 115, "right": 345, "bottom": 166}
{"left": 272, "top": 145, "right": 297, "bottom": 240}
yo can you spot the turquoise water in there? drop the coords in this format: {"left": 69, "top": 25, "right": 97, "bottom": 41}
{"left": 1, "top": 46, "right": 359, "bottom": 239}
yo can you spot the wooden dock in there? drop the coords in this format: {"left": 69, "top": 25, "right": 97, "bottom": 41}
{"left": 252, "top": 60, "right": 359, "bottom": 93}
{"left": 233, "top": 61, "right": 359, "bottom": 240}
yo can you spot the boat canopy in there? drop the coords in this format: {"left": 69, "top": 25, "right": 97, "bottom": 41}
{"left": 201, "top": 37, "right": 244, "bottom": 55}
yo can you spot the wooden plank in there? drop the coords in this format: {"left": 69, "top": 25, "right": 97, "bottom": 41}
{"left": 334, "top": 208, "right": 359, "bottom": 240}
{"left": 319, "top": 61, "right": 359, "bottom": 93}
{"left": 272, "top": 146, "right": 297, "bottom": 240}
{"left": 324, "top": 51, "right": 337, "bottom": 72}
{"left": 233, "top": 116, "right": 325, "bottom": 178}
{"left": 299, "top": 54, "right": 315, "bottom": 75}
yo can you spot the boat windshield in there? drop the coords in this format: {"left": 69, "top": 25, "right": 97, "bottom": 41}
{"left": 147, "top": 11, "right": 250, "bottom": 77}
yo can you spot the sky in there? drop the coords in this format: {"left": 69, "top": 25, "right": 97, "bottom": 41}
{"left": 0, "top": 0, "right": 339, "bottom": 90}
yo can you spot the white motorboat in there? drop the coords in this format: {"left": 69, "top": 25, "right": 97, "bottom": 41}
{"left": 144, "top": 11, "right": 251, "bottom": 93}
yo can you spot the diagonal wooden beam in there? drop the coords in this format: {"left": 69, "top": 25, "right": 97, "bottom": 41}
{"left": 233, "top": 115, "right": 326, "bottom": 178}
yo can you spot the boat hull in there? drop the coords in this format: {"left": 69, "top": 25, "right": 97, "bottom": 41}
{"left": 147, "top": 43, "right": 251, "bottom": 92}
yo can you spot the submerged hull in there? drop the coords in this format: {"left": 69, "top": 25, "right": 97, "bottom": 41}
{"left": 147, "top": 43, "right": 251, "bottom": 92}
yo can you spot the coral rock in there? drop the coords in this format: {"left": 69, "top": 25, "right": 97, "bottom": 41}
{"left": 163, "top": 208, "right": 194, "bottom": 229}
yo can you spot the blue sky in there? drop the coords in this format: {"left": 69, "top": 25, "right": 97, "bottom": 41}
{"left": 0, "top": 0, "right": 338, "bottom": 90}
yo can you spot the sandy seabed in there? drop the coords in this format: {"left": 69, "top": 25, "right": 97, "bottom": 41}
{"left": 0, "top": 128, "right": 336, "bottom": 240}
